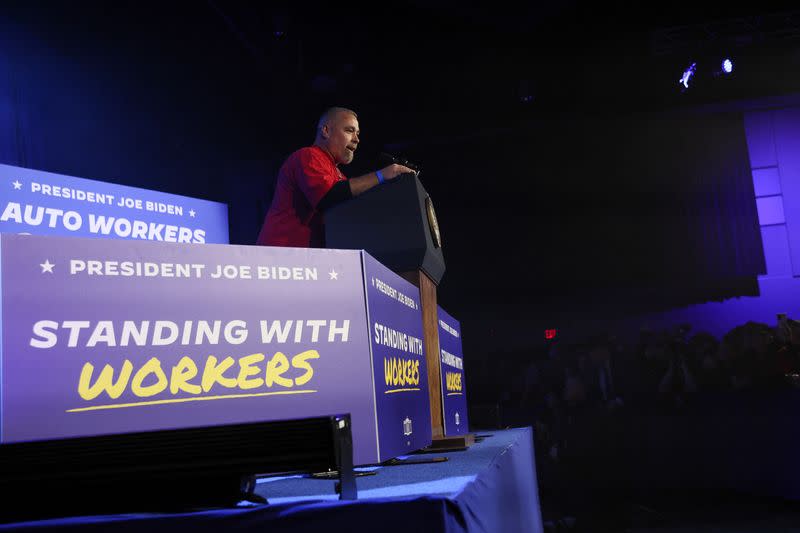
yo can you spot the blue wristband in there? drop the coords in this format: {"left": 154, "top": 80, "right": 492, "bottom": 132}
{"left": 376, "top": 170, "right": 385, "bottom": 184}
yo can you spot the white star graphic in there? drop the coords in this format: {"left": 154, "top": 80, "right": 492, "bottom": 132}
{"left": 40, "top": 260, "right": 55, "bottom": 273}
{"left": 12, "top": 180, "right": 22, "bottom": 190}
{"left": 189, "top": 209, "right": 196, "bottom": 217}
{"left": 329, "top": 269, "right": 339, "bottom": 280}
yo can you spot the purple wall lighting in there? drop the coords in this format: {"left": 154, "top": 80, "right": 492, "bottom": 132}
{"left": 756, "top": 196, "right": 785, "bottom": 226}
{"left": 752, "top": 167, "right": 782, "bottom": 196}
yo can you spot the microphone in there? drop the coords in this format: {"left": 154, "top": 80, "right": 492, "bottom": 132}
{"left": 378, "top": 152, "right": 421, "bottom": 172}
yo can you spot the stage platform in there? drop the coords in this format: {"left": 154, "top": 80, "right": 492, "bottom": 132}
{"left": 0, "top": 428, "right": 542, "bottom": 533}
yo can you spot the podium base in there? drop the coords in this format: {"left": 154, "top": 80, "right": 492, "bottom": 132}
{"left": 418, "top": 433, "right": 475, "bottom": 453}
{"left": 382, "top": 456, "right": 448, "bottom": 466}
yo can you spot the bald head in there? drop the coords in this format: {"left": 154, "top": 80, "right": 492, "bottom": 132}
{"left": 315, "top": 107, "right": 360, "bottom": 165}
{"left": 316, "top": 107, "right": 357, "bottom": 137}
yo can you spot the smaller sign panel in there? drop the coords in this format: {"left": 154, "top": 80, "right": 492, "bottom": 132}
{"left": 438, "top": 306, "right": 469, "bottom": 436}
{"left": 363, "top": 252, "right": 432, "bottom": 460}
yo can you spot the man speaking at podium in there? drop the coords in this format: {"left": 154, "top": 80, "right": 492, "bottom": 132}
{"left": 256, "top": 107, "right": 415, "bottom": 248}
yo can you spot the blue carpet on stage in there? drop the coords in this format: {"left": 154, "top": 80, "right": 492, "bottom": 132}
{"left": 0, "top": 428, "right": 542, "bottom": 533}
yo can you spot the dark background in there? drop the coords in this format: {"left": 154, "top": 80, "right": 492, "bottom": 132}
{"left": 1, "top": 0, "right": 799, "bottom": 352}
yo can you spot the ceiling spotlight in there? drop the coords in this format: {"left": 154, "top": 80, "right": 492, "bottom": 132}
{"left": 722, "top": 58, "right": 733, "bottom": 74}
{"left": 679, "top": 62, "right": 697, "bottom": 90}
{"left": 518, "top": 80, "right": 535, "bottom": 104}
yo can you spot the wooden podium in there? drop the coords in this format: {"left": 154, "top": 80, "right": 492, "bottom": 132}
{"left": 326, "top": 174, "right": 473, "bottom": 448}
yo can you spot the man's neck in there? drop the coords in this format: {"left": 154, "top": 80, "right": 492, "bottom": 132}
{"left": 313, "top": 142, "right": 338, "bottom": 166}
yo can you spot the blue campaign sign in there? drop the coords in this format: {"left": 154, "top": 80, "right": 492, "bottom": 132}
{"left": 0, "top": 163, "right": 229, "bottom": 243}
{"left": 0, "top": 234, "right": 442, "bottom": 465}
{"left": 1, "top": 234, "right": 380, "bottom": 461}
{"left": 438, "top": 306, "right": 469, "bottom": 436}
{"left": 363, "top": 252, "right": 432, "bottom": 460}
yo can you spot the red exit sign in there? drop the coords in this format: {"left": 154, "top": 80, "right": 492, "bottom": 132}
{"left": 544, "top": 329, "right": 557, "bottom": 340}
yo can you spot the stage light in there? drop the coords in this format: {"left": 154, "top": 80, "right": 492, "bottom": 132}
{"left": 0, "top": 415, "right": 356, "bottom": 522}
{"left": 679, "top": 62, "right": 697, "bottom": 90}
{"left": 518, "top": 80, "right": 535, "bottom": 104}
{"left": 722, "top": 58, "right": 733, "bottom": 74}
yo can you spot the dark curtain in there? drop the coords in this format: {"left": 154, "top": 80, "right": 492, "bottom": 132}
{"left": 405, "top": 111, "right": 765, "bottom": 319}
{"left": 606, "top": 112, "right": 765, "bottom": 303}
{"left": 658, "top": 113, "right": 765, "bottom": 296}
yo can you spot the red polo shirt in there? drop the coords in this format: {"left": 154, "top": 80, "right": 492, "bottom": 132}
{"left": 256, "top": 146, "right": 346, "bottom": 248}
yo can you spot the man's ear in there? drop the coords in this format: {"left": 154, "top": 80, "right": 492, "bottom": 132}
{"left": 321, "top": 124, "right": 330, "bottom": 139}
